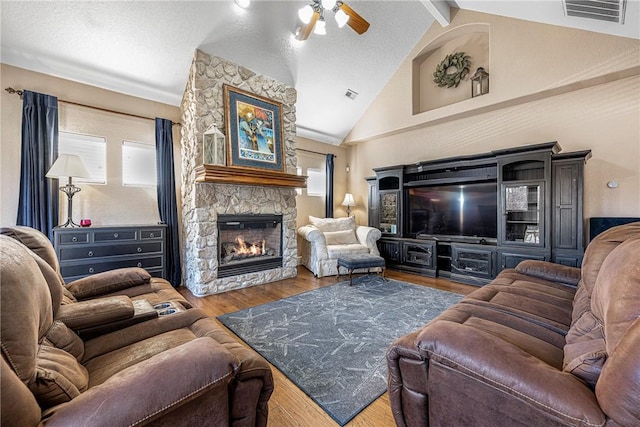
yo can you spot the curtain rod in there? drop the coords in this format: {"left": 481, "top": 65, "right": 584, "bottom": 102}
{"left": 4, "top": 87, "right": 181, "bottom": 127}
{"left": 297, "top": 148, "right": 337, "bottom": 158}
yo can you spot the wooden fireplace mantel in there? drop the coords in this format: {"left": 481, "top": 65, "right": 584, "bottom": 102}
{"left": 195, "top": 164, "right": 307, "bottom": 188}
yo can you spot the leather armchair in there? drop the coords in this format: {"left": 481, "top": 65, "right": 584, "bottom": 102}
{"left": 0, "top": 226, "right": 190, "bottom": 309}
{"left": 1, "top": 234, "right": 274, "bottom": 426}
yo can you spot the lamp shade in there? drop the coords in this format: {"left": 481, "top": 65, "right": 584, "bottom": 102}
{"left": 46, "top": 154, "right": 91, "bottom": 179}
{"left": 341, "top": 193, "right": 355, "bottom": 207}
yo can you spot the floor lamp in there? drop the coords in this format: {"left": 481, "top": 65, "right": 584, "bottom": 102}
{"left": 46, "top": 154, "right": 91, "bottom": 227}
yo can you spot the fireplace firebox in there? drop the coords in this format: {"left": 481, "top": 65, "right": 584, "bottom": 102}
{"left": 217, "top": 214, "right": 283, "bottom": 278}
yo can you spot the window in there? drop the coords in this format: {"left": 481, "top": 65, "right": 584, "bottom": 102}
{"left": 58, "top": 132, "right": 107, "bottom": 184}
{"left": 306, "top": 168, "right": 325, "bottom": 196}
{"left": 122, "top": 140, "right": 157, "bottom": 187}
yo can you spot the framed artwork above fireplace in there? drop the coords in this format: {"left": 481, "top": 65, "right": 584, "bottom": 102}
{"left": 223, "top": 84, "right": 285, "bottom": 172}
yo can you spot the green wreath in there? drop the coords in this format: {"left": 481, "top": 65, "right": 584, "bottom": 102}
{"left": 433, "top": 52, "right": 471, "bottom": 88}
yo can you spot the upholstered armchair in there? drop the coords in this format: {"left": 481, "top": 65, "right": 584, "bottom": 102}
{"left": 0, "top": 226, "right": 190, "bottom": 309}
{"left": 0, "top": 235, "right": 274, "bottom": 426}
{"left": 297, "top": 216, "right": 382, "bottom": 277}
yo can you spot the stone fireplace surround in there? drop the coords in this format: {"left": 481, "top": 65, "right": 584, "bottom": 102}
{"left": 180, "top": 51, "right": 300, "bottom": 296}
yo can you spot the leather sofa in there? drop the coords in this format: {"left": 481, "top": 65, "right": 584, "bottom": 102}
{"left": 297, "top": 215, "right": 382, "bottom": 277}
{"left": 1, "top": 232, "right": 274, "bottom": 426}
{"left": 387, "top": 222, "right": 640, "bottom": 426}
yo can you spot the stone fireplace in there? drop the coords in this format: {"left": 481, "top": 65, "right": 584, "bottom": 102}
{"left": 217, "top": 214, "right": 283, "bottom": 278}
{"left": 180, "top": 51, "right": 300, "bottom": 295}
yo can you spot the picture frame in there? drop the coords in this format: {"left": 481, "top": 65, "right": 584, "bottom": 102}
{"left": 223, "top": 84, "right": 285, "bottom": 172}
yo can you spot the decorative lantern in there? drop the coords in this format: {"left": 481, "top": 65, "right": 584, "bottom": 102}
{"left": 470, "top": 67, "right": 489, "bottom": 97}
{"left": 203, "top": 124, "right": 226, "bottom": 165}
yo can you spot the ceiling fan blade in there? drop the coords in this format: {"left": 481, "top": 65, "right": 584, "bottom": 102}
{"left": 296, "top": 11, "right": 319, "bottom": 41}
{"left": 339, "top": 2, "right": 370, "bottom": 35}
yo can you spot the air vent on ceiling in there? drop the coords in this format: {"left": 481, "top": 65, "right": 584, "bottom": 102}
{"left": 563, "top": 0, "right": 626, "bottom": 24}
{"left": 345, "top": 89, "right": 358, "bottom": 100}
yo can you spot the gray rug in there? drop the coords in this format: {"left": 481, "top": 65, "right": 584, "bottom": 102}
{"left": 217, "top": 275, "right": 463, "bottom": 425}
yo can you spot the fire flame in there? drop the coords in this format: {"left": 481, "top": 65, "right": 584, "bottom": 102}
{"left": 235, "top": 237, "right": 266, "bottom": 256}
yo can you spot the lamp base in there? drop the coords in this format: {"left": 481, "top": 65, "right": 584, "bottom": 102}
{"left": 58, "top": 218, "right": 81, "bottom": 228}
{"left": 58, "top": 179, "right": 82, "bottom": 228}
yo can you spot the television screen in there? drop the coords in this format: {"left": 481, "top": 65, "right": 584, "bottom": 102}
{"left": 407, "top": 182, "right": 497, "bottom": 238}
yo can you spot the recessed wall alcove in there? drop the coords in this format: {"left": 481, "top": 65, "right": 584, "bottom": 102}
{"left": 412, "top": 23, "right": 490, "bottom": 114}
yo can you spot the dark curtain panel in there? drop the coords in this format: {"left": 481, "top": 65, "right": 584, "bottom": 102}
{"left": 155, "top": 118, "right": 182, "bottom": 287}
{"left": 17, "top": 90, "right": 59, "bottom": 241}
{"left": 325, "top": 154, "right": 335, "bottom": 218}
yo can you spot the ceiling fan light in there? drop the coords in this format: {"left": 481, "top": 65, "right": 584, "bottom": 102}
{"left": 298, "top": 5, "right": 314, "bottom": 24}
{"left": 234, "top": 0, "right": 250, "bottom": 8}
{"left": 335, "top": 9, "right": 350, "bottom": 28}
{"left": 314, "top": 18, "right": 326, "bottom": 35}
{"left": 321, "top": 0, "right": 337, "bottom": 10}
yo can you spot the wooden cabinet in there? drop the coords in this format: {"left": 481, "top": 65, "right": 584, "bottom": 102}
{"left": 451, "top": 243, "right": 497, "bottom": 285}
{"left": 376, "top": 167, "right": 403, "bottom": 237}
{"left": 54, "top": 225, "right": 167, "bottom": 282}
{"left": 378, "top": 238, "right": 436, "bottom": 277}
{"left": 368, "top": 142, "right": 590, "bottom": 286}
{"left": 551, "top": 151, "right": 591, "bottom": 267}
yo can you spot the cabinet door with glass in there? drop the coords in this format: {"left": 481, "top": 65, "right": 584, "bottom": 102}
{"left": 501, "top": 181, "right": 545, "bottom": 247}
{"left": 379, "top": 190, "right": 400, "bottom": 236}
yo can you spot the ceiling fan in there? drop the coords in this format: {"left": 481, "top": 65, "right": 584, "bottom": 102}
{"left": 295, "top": 0, "right": 370, "bottom": 41}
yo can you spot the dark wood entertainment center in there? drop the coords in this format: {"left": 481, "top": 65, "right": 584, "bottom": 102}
{"left": 367, "top": 142, "right": 591, "bottom": 286}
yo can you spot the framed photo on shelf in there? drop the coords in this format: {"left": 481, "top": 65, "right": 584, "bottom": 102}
{"left": 524, "top": 225, "right": 540, "bottom": 244}
{"left": 223, "top": 84, "right": 285, "bottom": 172}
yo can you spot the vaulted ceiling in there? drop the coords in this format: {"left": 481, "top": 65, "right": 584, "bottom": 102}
{"left": 2, "top": 1, "right": 638, "bottom": 145}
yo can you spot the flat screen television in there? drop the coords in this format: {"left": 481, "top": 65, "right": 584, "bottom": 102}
{"left": 407, "top": 182, "right": 497, "bottom": 239}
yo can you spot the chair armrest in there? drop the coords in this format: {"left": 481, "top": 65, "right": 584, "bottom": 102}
{"left": 515, "top": 260, "right": 581, "bottom": 287}
{"left": 356, "top": 226, "right": 382, "bottom": 254}
{"left": 65, "top": 267, "right": 151, "bottom": 300}
{"left": 41, "top": 338, "right": 237, "bottom": 426}
{"left": 297, "top": 225, "right": 324, "bottom": 243}
{"left": 56, "top": 296, "right": 135, "bottom": 330}
{"left": 416, "top": 321, "right": 605, "bottom": 426}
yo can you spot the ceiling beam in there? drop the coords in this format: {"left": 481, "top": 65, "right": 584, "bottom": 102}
{"left": 420, "top": 0, "right": 451, "bottom": 27}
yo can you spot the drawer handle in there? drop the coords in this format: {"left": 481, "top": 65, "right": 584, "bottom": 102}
{"left": 88, "top": 251, "right": 94, "bottom": 257}
{"left": 137, "top": 262, "right": 143, "bottom": 268}
{"left": 150, "top": 233, "right": 155, "bottom": 238}
{"left": 137, "top": 247, "right": 142, "bottom": 253}
{"left": 114, "top": 233, "right": 119, "bottom": 238}
{"left": 72, "top": 237, "right": 78, "bottom": 242}
{"left": 88, "top": 268, "right": 95, "bottom": 274}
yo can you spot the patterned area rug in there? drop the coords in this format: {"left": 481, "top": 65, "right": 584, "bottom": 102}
{"left": 217, "top": 275, "right": 463, "bottom": 425}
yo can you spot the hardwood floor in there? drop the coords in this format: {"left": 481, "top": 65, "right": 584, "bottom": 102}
{"left": 178, "top": 267, "right": 477, "bottom": 427}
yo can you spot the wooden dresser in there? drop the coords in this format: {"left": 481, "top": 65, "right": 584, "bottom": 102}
{"left": 53, "top": 225, "right": 167, "bottom": 282}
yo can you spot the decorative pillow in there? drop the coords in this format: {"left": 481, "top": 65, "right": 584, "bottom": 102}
{"left": 324, "top": 230, "right": 359, "bottom": 246}
{"left": 309, "top": 216, "right": 355, "bottom": 233}
{"left": 30, "top": 345, "right": 89, "bottom": 408}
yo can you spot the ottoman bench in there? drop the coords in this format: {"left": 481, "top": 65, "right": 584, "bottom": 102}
{"left": 336, "top": 253, "right": 386, "bottom": 285}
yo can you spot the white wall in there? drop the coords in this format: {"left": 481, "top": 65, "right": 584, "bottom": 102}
{"left": 1, "top": 64, "right": 181, "bottom": 227}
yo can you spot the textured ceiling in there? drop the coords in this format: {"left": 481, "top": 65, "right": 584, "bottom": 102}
{"left": 1, "top": 1, "right": 638, "bottom": 145}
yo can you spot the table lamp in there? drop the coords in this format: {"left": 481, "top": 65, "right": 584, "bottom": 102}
{"left": 46, "top": 154, "right": 91, "bottom": 227}
{"left": 341, "top": 193, "right": 356, "bottom": 216}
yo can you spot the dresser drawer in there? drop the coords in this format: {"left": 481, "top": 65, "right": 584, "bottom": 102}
{"left": 61, "top": 256, "right": 164, "bottom": 277}
{"left": 57, "top": 232, "right": 90, "bottom": 245}
{"left": 94, "top": 230, "right": 138, "bottom": 242}
{"left": 59, "top": 242, "right": 162, "bottom": 261}
{"left": 141, "top": 229, "right": 163, "bottom": 240}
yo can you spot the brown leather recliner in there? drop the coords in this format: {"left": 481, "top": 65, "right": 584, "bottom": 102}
{"left": 387, "top": 222, "right": 640, "bottom": 426}
{"left": 1, "top": 234, "right": 274, "bottom": 426}
{"left": 0, "top": 225, "right": 189, "bottom": 309}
